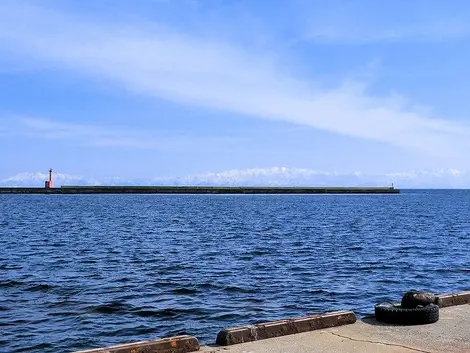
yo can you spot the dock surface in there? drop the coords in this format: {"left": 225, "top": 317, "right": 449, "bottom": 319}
{"left": 201, "top": 304, "right": 470, "bottom": 353}
{"left": 0, "top": 186, "right": 399, "bottom": 194}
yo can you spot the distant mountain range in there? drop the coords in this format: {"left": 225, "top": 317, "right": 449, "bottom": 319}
{"left": 1, "top": 167, "right": 469, "bottom": 188}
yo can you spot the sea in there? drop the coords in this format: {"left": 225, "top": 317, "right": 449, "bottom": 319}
{"left": 1, "top": 190, "right": 469, "bottom": 352}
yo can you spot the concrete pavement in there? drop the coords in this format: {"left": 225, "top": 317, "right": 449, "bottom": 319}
{"left": 200, "top": 304, "right": 470, "bottom": 353}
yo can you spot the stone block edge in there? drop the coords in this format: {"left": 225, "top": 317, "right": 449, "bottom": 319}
{"left": 71, "top": 335, "right": 200, "bottom": 353}
{"left": 215, "top": 310, "right": 356, "bottom": 346}
{"left": 436, "top": 291, "right": 470, "bottom": 308}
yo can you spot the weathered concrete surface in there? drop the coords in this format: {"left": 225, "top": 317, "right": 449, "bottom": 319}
{"left": 216, "top": 311, "right": 356, "bottom": 345}
{"left": 73, "top": 335, "right": 199, "bottom": 353}
{"left": 437, "top": 291, "right": 470, "bottom": 308}
{"left": 0, "top": 186, "right": 400, "bottom": 194}
{"left": 201, "top": 305, "right": 470, "bottom": 353}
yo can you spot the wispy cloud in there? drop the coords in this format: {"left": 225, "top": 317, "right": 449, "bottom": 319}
{"left": 304, "top": 20, "right": 470, "bottom": 45}
{"left": 7, "top": 116, "right": 244, "bottom": 151}
{"left": 0, "top": 2, "right": 470, "bottom": 164}
{"left": 16, "top": 117, "right": 161, "bottom": 149}
{"left": 295, "top": 1, "right": 470, "bottom": 44}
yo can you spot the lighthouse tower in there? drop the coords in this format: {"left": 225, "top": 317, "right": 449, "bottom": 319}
{"left": 45, "top": 169, "right": 53, "bottom": 189}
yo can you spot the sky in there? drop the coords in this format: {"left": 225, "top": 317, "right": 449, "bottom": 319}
{"left": 1, "top": 0, "right": 470, "bottom": 187}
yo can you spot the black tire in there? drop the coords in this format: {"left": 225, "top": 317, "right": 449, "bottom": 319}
{"left": 375, "top": 302, "right": 439, "bottom": 325}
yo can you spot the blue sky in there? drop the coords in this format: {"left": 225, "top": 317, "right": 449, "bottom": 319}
{"left": 1, "top": 0, "right": 470, "bottom": 186}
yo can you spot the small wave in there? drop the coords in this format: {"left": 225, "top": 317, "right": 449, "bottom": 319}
{"left": 434, "top": 268, "right": 454, "bottom": 273}
{"left": 23, "top": 343, "right": 54, "bottom": 351}
{"left": 170, "top": 288, "right": 200, "bottom": 295}
{"left": 282, "top": 304, "right": 306, "bottom": 311}
{"left": 0, "top": 264, "right": 22, "bottom": 270}
{"left": 0, "top": 280, "right": 23, "bottom": 288}
{"left": 236, "top": 255, "right": 254, "bottom": 261}
{"left": 1, "top": 319, "right": 32, "bottom": 327}
{"left": 377, "top": 278, "right": 399, "bottom": 284}
{"left": 196, "top": 282, "right": 220, "bottom": 290}
{"left": 131, "top": 307, "right": 207, "bottom": 318}
{"left": 116, "top": 277, "right": 131, "bottom": 283}
{"left": 223, "top": 285, "right": 258, "bottom": 294}
{"left": 131, "top": 309, "right": 178, "bottom": 318}
{"left": 101, "top": 325, "right": 157, "bottom": 337}
{"left": 357, "top": 265, "right": 394, "bottom": 271}
{"left": 248, "top": 250, "right": 272, "bottom": 256}
{"left": 164, "top": 329, "right": 192, "bottom": 338}
{"left": 47, "top": 311, "right": 78, "bottom": 317}
{"left": 434, "top": 268, "right": 470, "bottom": 274}
{"left": 160, "top": 264, "right": 194, "bottom": 271}
{"left": 244, "top": 297, "right": 264, "bottom": 304}
{"left": 47, "top": 297, "right": 85, "bottom": 308}
{"left": 86, "top": 302, "right": 133, "bottom": 315}
{"left": 26, "top": 284, "right": 55, "bottom": 292}
{"left": 209, "top": 312, "right": 243, "bottom": 321}
{"left": 306, "top": 289, "right": 330, "bottom": 295}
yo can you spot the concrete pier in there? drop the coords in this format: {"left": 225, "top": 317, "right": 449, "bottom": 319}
{"left": 201, "top": 305, "right": 470, "bottom": 353}
{"left": 71, "top": 291, "right": 470, "bottom": 353}
{"left": 0, "top": 186, "right": 399, "bottom": 194}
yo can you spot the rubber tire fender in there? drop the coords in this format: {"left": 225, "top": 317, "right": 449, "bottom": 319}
{"left": 375, "top": 302, "right": 439, "bottom": 325}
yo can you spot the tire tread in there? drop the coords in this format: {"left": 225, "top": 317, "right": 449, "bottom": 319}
{"left": 375, "top": 303, "right": 439, "bottom": 325}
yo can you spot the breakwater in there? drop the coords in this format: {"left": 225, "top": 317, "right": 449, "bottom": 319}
{"left": 0, "top": 185, "right": 399, "bottom": 194}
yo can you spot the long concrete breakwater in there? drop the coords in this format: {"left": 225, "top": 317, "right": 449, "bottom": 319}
{"left": 0, "top": 186, "right": 400, "bottom": 194}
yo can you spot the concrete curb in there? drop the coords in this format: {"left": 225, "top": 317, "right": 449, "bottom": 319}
{"left": 72, "top": 335, "right": 200, "bottom": 353}
{"left": 437, "top": 291, "right": 470, "bottom": 308}
{"left": 215, "top": 310, "right": 356, "bottom": 346}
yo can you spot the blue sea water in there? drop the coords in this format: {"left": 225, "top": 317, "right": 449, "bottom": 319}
{"left": 1, "top": 190, "right": 469, "bottom": 352}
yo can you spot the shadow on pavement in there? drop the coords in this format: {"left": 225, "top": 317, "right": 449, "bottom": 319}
{"left": 360, "top": 315, "right": 402, "bottom": 327}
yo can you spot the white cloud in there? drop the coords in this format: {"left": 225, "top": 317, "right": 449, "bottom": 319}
{"left": 0, "top": 2, "right": 469, "bottom": 164}
{"left": 449, "top": 169, "right": 466, "bottom": 176}
{"left": 2, "top": 167, "right": 469, "bottom": 188}
{"left": 0, "top": 171, "right": 84, "bottom": 185}
{"left": 164, "top": 167, "right": 334, "bottom": 186}
{"left": 161, "top": 167, "right": 470, "bottom": 188}
{"left": 386, "top": 169, "right": 468, "bottom": 180}
{"left": 0, "top": 171, "right": 137, "bottom": 187}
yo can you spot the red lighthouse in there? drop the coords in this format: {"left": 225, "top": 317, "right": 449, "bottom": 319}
{"left": 45, "top": 169, "right": 53, "bottom": 189}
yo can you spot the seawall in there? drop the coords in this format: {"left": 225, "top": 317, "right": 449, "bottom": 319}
{"left": 0, "top": 186, "right": 400, "bottom": 194}
{"left": 72, "top": 290, "right": 470, "bottom": 353}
